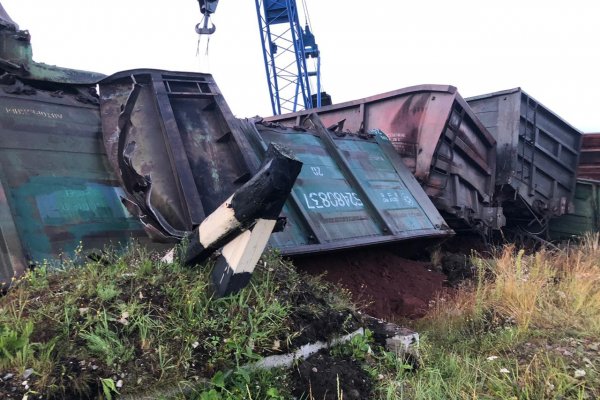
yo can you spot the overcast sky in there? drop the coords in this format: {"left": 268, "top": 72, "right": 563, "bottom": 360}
{"left": 2, "top": 0, "right": 598, "bottom": 132}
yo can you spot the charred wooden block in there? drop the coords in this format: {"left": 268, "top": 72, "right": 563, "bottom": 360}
{"left": 164, "top": 143, "right": 302, "bottom": 295}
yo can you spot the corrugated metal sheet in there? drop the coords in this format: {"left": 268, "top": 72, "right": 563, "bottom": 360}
{"left": 578, "top": 133, "right": 600, "bottom": 180}
{"left": 264, "top": 85, "right": 502, "bottom": 233}
{"left": 245, "top": 118, "right": 452, "bottom": 254}
{"left": 467, "top": 88, "right": 582, "bottom": 223}
{"left": 549, "top": 179, "right": 600, "bottom": 239}
{"left": 99, "top": 70, "right": 453, "bottom": 256}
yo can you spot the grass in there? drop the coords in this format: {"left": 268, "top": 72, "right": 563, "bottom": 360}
{"left": 2, "top": 234, "right": 599, "bottom": 399}
{"left": 368, "top": 233, "right": 600, "bottom": 399}
{"left": 0, "top": 244, "right": 358, "bottom": 399}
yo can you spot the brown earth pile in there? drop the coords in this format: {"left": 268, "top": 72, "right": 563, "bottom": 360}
{"left": 294, "top": 248, "right": 447, "bottom": 320}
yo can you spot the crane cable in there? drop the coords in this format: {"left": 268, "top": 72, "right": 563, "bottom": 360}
{"left": 196, "top": 17, "right": 212, "bottom": 72}
{"left": 196, "top": 33, "right": 211, "bottom": 57}
{"left": 300, "top": 0, "right": 312, "bottom": 29}
{"left": 300, "top": 0, "right": 324, "bottom": 97}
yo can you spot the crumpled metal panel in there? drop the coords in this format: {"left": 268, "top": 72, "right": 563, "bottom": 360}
{"left": 0, "top": 76, "right": 159, "bottom": 287}
{"left": 264, "top": 85, "right": 501, "bottom": 232}
{"left": 99, "top": 69, "right": 258, "bottom": 241}
{"left": 99, "top": 70, "right": 452, "bottom": 255}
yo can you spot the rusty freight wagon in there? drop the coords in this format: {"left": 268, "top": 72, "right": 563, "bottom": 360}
{"left": 0, "top": 11, "right": 162, "bottom": 288}
{"left": 0, "top": 4, "right": 452, "bottom": 286}
{"left": 265, "top": 85, "right": 504, "bottom": 234}
{"left": 467, "top": 88, "right": 583, "bottom": 231}
{"left": 577, "top": 133, "right": 600, "bottom": 180}
{"left": 98, "top": 70, "right": 452, "bottom": 256}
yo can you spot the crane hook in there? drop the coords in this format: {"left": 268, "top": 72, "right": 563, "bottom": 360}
{"left": 195, "top": 15, "right": 216, "bottom": 35}
{"left": 196, "top": 0, "right": 218, "bottom": 35}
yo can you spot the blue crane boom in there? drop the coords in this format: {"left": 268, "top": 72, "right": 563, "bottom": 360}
{"left": 255, "top": 0, "right": 321, "bottom": 114}
{"left": 196, "top": 0, "right": 324, "bottom": 115}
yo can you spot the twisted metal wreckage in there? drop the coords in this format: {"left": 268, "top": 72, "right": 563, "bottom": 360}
{"left": 0, "top": 3, "right": 596, "bottom": 295}
{"left": 0, "top": 5, "right": 452, "bottom": 295}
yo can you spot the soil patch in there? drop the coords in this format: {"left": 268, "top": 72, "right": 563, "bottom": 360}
{"left": 294, "top": 248, "right": 447, "bottom": 320}
{"left": 268, "top": 261, "right": 361, "bottom": 350}
{"left": 287, "top": 303, "right": 358, "bottom": 349}
{"left": 291, "top": 351, "right": 372, "bottom": 400}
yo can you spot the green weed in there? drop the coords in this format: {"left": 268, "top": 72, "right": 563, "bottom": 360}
{"left": 100, "top": 377, "right": 119, "bottom": 400}
{"left": 0, "top": 245, "right": 353, "bottom": 398}
{"left": 96, "top": 282, "right": 121, "bottom": 302}
{"left": 331, "top": 329, "right": 373, "bottom": 361}
{"left": 0, "top": 321, "right": 33, "bottom": 369}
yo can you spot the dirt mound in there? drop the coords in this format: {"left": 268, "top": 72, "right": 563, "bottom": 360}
{"left": 291, "top": 351, "right": 372, "bottom": 400}
{"left": 294, "top": 248, "right": 447, "bottom": 320}
{"left": 277, "top": 276, "right": 360, "bottom": 349}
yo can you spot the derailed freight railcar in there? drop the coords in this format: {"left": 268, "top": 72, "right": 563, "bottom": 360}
{"left": 0, "top": 11, "right": 163, "bottom": 288}
{"left": 578, "top": 133, "right": 600, "bottom": 180}
{"left": 265, "top": 85, "right": 504, "bottom": 234}
{"left": 0, "top": 5, "right": 454, "bottom": 286}
{"left": 98, "top": 70, "right": 453, "bottom": 256}
{"left": 467, "top": 88, "right": 583, "bottom": 231}
{"left": 0, "top": 3, "right": 454, "bottom": 286}
{"left": 0, "top": 70, "right": 454, "bottom": 286}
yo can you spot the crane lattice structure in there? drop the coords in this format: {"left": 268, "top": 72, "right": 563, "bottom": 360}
{"left": 255, "top": 0, "right": 321, "bottom": 115}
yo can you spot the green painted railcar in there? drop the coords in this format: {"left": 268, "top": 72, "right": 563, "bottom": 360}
{"left": 549, "top": 179, "right": 600, "bottom": 240}
{"left": 0, "top": 76, "right": 163, "bottom": 288}
{"left": 0, "top": 5, "right": 453, "bottom": 287}
{"left": 98, "top": 70, "right": 453, "bottom": 257}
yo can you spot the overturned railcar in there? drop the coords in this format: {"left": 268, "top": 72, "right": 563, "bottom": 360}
{"left": 265, "top": 85, "right": 504, "bottom": 234}
{"left": 0, "top": 1, "right": 454, "bottom": 287}
{"left": 467, "top": 88, "right": 583, "bottom": 230}
{"left": 0, "top": 79, "right": 158, "bottom": 287}
{"left": 0, "top": 12, "right": 160, "bottom": 288}
{"left": 98, "top": 71, "right": 453, "bottom": 256}
{"left": 0, "top": 19, "right": 453, "bottom": 287}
